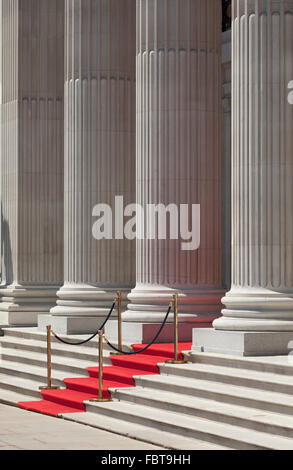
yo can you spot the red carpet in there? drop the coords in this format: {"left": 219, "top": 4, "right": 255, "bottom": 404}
{"left": 18, "top": 342, "right": 191, "bottom": 417}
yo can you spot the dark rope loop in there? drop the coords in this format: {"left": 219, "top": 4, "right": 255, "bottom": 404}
{"left": 104, "top": 304, "right": 172, "bottom": 355}
{"left": 51, "top": 300, "right": 117, "bottom": 346}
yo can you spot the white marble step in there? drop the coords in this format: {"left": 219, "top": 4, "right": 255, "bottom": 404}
{"left": 2, "top": 327, "right": 130, "bottom": 351}
{"left": 2, "top": 327, "right": 119, "bottom": 350}
{"left": 0, "top": 336, "right": 113, "bottom": 363}
{"left": 61, "top": 409, "right": 230, "bottom": 450}
{"left": 0, "top": 387, "right": 37, "bottom": 407}
{"left": 0, "top": 359, "right": 84, "bottom": 386}
{"left": 188, "top": 351, "right": 293, "bottom": 376}
{"left": 133, "top": 373, "right": 293, "bottom": 416}
{"left": 112, "top": 386, "right": 293, "bottom": 439}
{"left": 79, "top": 400, "right": 293, "bottom": 450}
{"left": 158, "top": 361, "right": 293, "bottom": 395}
{"left": 0, "top": 346, "right": 101, "bottom": 375}
{"left": 0, "top": 374, "right": 51, "bottom": 400}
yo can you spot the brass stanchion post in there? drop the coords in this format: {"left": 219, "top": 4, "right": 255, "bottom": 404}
{"left": 39, "top": 325, "right": 60, "bottom": 390}
{"left": 90, "top": 330, "right": 112, "bottom": 403}
{"left": 166, "top": 294, "right": 187, "bottom": 365}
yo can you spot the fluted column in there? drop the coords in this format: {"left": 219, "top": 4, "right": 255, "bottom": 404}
{"left": 124, "top": 0, "right": 224, "bottom": 331}
{"left": 214, "top": 0, "right": 293, "bottom": 333}
{"left": 50, "top": 0, "right": 136, "bottom": 333}
{"left": 0, "top": 0, "right": 64, "bottom": 326}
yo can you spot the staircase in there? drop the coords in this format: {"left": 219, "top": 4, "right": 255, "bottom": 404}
{"left": 2, "top": 328, "right": 293, "bottom": 449}
{"left": 0, "top": 327, "right": 113, "bottom": 406}
{"left": 17, "top": 343, "right": 191, "bottom": 417}
{"left": 60, "top": 350, "right": 293, "bottom": 450}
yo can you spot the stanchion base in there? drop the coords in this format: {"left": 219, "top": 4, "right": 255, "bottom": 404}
{"left": 39, "top": 386, "right": 61, "bottom": 390}
{"left": 165, "top": 360, "right": 188, "bottom": 365}
{"left": 89, "top": 398, "right": 113, "bottom": 403}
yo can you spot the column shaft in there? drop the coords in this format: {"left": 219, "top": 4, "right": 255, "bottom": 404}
{"left": 50, "top": 0, "right": 136, "bottom": 331}
{"left": 215, "top": 0, "right": 293, "bottom": 332}
{"left": 0, "top": 0, "right": 64, "bottom": 326}
{"left": 125, "top": 0, "right": 224, "bottom": 327}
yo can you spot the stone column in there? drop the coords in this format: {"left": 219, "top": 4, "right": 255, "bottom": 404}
{"left": 48, "top": 0, "right": 136, "bottom": 334}
{"left": 120, "top": 0, "right": 224, "bottom": 343}
{"left": 194, "top": 0, "right": 293, "bottom": 356}
{"left": 0, "top": 0, "right": 64, "bottom": 326}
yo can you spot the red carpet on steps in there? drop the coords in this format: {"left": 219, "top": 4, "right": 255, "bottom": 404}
{"left": 18, "top": 342, "right": 191, "bottom": 417}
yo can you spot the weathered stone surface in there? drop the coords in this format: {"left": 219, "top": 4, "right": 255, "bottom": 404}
{"left": 216, "top": 0, "right": 293, "bottom": 332}
{"left": 48, "top": 0, "right": 136, "bottom": 333}
{"left": 124, "top": 0, "right": 224, "bottom": 336}
{"left": 0, "top": 0, "right": 64, "bottom": 325}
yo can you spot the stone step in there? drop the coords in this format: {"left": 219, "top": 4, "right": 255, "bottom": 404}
{"left": 0, "top": 360, "right": 85, "bottom": 386}
{"left": 0, "top": 347, "right": 101, "bottom": 376}
{"left": 188, "top": 351, "right": 293, "bottom": 377}
{"left": 158, "top": 361, "right": 293, "bottom": 395}
{"left": 0, "top": 336, "right": 113, "bottom": 364}
{"left": 61, "top": 410, "right": 228, "bottom": 450}
{"left": 80, "top": 400, "right": 293, "bottom": 449}
{"left": 112, "top": 386, "right": 293, "bottom": 439}
{"left": 133, "top": 373, "right": 293, "bottom": 416}
{"left": 1, "top": 327, "right": 133, "bottom": 354}
{"left": 0, "top": 374, "right": 53, "bottom": 400}
{"left": 0, "top": 387, "right": 37, "bottom": 407}
{"left": 1, "top": 327, "right": 115, "bottom": 349}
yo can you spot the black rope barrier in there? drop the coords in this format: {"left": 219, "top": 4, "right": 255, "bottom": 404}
{"left": 51, "top": 300, "right": 117, "bottom": 346}
{"left": 104, "top": 305, "right": 172, "bottom": 355}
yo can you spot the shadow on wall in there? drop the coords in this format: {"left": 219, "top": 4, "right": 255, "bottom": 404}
{"left": 222, "top": 0, "right": 232, "bottom": 32}
{"left": 1, "top": 202, "right": 13, "bottom": 284}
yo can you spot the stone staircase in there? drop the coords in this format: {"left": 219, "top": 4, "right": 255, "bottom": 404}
{"left": 2, "top": 328, "right": 293, "bottom": 449}
{"left": 61, "top": 351, "right": 293, "bottom": 450}
{"left": 0, "top": 327, "right": 113, "bottom": 406}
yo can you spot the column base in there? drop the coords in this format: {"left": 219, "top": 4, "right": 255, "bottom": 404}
{"left": 38, "top": 314, "right": 112, "bottom": 335}
{"left": 105, "top": 320, "right": 211, "bottom": 344}
{"left": 217, "top": 287, "right": 293, "bottom": 331}
{"left": 51, "top": 284, "right": 129, "bottom": 316}
{"left": 0, "top": 284, "right": 60, "bottom": 326}
{"left": 47, "top": 284, "right": 131, "bottom": 334}
{"left": 125, "top": 285, "right": 224, "bottom": 324}
{"left": 192, "top": 328, "right": 293, "bottom": 357}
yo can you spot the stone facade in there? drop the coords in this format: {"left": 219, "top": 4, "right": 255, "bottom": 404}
{"left": 1, "top": 0, "right": 293, "bottom": 354}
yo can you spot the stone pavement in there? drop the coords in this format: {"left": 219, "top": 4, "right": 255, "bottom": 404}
{"left": 0, "top": 404, "right": 161, "bottom": 450}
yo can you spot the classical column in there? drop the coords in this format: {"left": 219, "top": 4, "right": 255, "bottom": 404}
{"left": 48, "top": 0, "right": 136, "bottom": 334}
{"left": 120, "top": 0, "right": 224, "bottom": 343}
{"left": 0, "top": 0, "right": 64, "bottom": 326}
{"left": 194, "top": 0, "right": 293, "bottom": 356}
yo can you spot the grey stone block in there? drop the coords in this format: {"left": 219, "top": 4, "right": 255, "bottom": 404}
{"left": 105, "top": 320, "right": 200, "bottom": 344}
{"left": 38, "top": 315, "right": 107, "bottom": 335}
{"left": 192, "top": 329, "right": 293, "bottom": 357}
